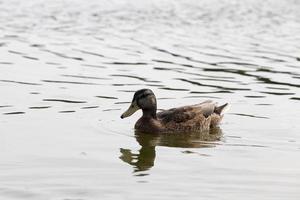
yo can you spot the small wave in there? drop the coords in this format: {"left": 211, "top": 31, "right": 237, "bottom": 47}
{"left": 43, "top": 99, "right": 87, "bottom": 103}
{"left": 62, "top": 74, "right": 110, "bottom": 80}
{"left": 29, "top": 106, "right": 51, "bottom": 109}
{"left": 0, "top": 105, "right": 13, "bottom": 108}
{"left": 22, "top": 56, "right": 39, "bottom": 60}
{"left": 0, "top": 79, "right": 41, "bottom": 85}
{"left": 159, "top": 87, "right": 189, "bottom": 91}
{"left": 103, "top": 108, "right": 121, "bottom": 112}
{"left": 95, "top": 95, "right": 118, "bottom": 99}
{"left": 177, "top": 78, "right": 251, "bottom": 91}
{"left": 114, "top": 101, "right": 131, "bottom": 104}
{"left": 42, "top": 49, "right": 84, "bottom": 61}
{"left": 152, "top": 47, "right": 212, "bottom": 65}
{"left": 290, "top": 97, "right": 300, "bottom": 101}
{"left": 45, "top": 62, "right": 61, "bottom": 65}
{"left": 8, "top": 50, "right": 24, "bottom": 55}
{"left": 73, "top": 49, "right": 105, "bottom": 57}
{"left": 260, "top": 91, "right": 295, "bottom": 96}
{"left": 229, "top": 113, "right": 269, "bottom": 119}
{"left": 59, "top": 110, "right": 76, "bottom": 113}
{"left": 3, "top": 112, "right": 25, "bottom": 115}
{"left": 0, "top": 62, "right": 13, "bottom": 65}
{"left": 81, "top": 106, "right": 99, "bottom": 109}
{"left": 105, "top": 62, "right": 148, "bottom": 65}
{"left": 81, "top": 64, "right": 106, "bottom": 68}
{"left": 224, "top": 143, "right": 268, "bottom": 148}
{"left": 42, "top": 80, "right": 99, "bottom": 85}
{"left": 110, "top": 74, "right": 160, "bottom": 83}
{"left": 244, "top": 95, "right": 266, "bottom": 98}
{"left": 190, "top": 90, "right": 233, "bottom": 94}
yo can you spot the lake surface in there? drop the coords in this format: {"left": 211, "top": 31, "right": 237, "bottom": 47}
{"left": 1, "top": 0, "right": 300, "bottom": 199}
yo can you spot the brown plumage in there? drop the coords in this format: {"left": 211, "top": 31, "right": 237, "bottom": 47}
{"left": 121, "top": 89, "right": 229, "bottom": 134}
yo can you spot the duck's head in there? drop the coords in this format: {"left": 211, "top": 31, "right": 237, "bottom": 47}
{"left": 121, "top": 89, "right": 157, "bottom": 119}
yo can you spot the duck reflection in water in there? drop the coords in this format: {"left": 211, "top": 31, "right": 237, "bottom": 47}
{"left": 119, "top": 127, "right": 222, "bottom": 173}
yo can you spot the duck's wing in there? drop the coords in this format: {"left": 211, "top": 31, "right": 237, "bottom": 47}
{"left": 157, "top": 101, "right": 217, "bottom": 124}
{"left": 157, "top": 101, "right": 229, "bottom": 132}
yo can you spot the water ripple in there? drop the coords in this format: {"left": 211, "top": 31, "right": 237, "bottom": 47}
{"left": 177, "top": 78, "right": 251, "bottom": 91}
{"left": 229, "top": 113, "right": 269, "bottom": 119}
{"left": 3, "top": 111, "right": 25, "bottom": 115}
{"left": 42, "top": 80, "right": 100, "bottom": 85}
{"left": 43, "top": 99, "right": 87, "bottom": 103}
{"left": 0, "top": 80, "right": 41, "bottom": 85}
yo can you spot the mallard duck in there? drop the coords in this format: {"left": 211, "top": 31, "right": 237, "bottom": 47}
{"left": 121, "top": 89, "right": 229, "bottom": 133}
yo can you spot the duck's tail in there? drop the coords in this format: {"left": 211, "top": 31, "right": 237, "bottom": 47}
{"left": 214, "top": 103, "right": 230, "bottom": 115}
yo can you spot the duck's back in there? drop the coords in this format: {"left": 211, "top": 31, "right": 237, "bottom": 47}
{"left": 157, "top": 101, "right": 228, "bottom": 132}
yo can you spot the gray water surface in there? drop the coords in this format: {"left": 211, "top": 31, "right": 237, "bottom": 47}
{"left": 1, "top": 0, "right": 300, "bottom": 199}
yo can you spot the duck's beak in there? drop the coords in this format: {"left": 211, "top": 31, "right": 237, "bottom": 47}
{"left": 121, "top": 101, "right": 139, "bottom": 119}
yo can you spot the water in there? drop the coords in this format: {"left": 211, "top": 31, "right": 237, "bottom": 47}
{"left": 1, "top": 0, "right": 300, "bottom": 199}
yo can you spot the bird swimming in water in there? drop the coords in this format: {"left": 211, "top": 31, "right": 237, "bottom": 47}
{"left": 121, "top": 89, "right": 229, "bottom": 134}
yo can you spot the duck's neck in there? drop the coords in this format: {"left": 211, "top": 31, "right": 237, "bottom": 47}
{"left": 142, "top": 108, "right": 157, "bottom": 119}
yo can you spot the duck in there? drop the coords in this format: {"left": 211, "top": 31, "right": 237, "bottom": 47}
{"left": 120, "top": 89, "right": 229, "bottom": 133}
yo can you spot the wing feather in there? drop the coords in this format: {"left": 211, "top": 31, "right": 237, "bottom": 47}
{"left": 157, "top": 101, "right": 217, "bottom": 125}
